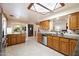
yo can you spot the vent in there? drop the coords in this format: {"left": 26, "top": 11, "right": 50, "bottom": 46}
{"left": 9, "top": 15, "right": 14, "bottom": 17}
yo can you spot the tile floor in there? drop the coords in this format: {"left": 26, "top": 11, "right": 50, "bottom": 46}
{"left": 5, "top": 37, "right": 64, "bottom": 56}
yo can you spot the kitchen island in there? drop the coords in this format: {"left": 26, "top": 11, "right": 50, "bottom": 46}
{"left": 6, "top": 34, "right": 26, "bottom": 46}
{"left": 37, "top": 32, "right": 79, "bottom": 56}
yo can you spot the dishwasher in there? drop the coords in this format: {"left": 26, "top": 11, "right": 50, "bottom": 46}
{"left": 42, "top": 34, "right": 47, "bottom": 46}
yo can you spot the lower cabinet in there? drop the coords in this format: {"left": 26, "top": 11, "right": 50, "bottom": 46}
{"left": 10, "top": 35, "right": 16, "bottom": 45}
{"left": 69, "top": 39, "right": 77, "bottom": 55}
{"left": 53, "top": 36, "right": 60, "bottom": 51}
{"left": 7, "top": 34, "right": 26, "bottom": 46}
{"left": 37, "top": 33, "right": 42, "bottom": 43}
{"left": 21, "top": 34, "right": 26, "bottom": 43}
{"left": 60, "top": 37, "right": 69, "bottom": 55}
{"left": 47, "top": 35, "right": 78, "bottom": 56}
{"left": 47, "top": 35, "right": 53, "bottom": 48}
{"left": 16, "top": 34, "right": 21, "bottom": 44}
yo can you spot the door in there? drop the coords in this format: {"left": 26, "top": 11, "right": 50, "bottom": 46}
{"left": 53, "top": 36, "right": 59, "bottom": 51}
{"left": 69, "top": 39, "right": 77, "bottom": 55}
{"left": 10, "top": 35, "right": 16, "bottom": 45}
{"left": 69, "top": 13, "right": 77, "bottom": 30}
{"left": 47, "top": 35, "right": 53, "bottom": 48}
{"left": 77, "top": 12, "right": 79, "bottom": 29}
{"left": 60, "top": 38, "right": 69, "bottom": 55}
{"left": 28, "top": 24, "right": 33, "bottom": 36}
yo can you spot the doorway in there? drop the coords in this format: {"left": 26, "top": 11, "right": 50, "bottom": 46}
{"left": 28, "top": 24, "right": 33, "bottom": 37}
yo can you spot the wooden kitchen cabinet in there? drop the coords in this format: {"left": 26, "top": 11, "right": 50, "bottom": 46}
{"left": 69, "top": 13, "right": 78, "bottom": 30}
{"left": 7, "top": 34, "right": 26, "bottom": 46}
{"left": 46, "top": 35, "right": 78, "bottom": 55}
{"left": 37, "top": 33, "right": 42, "bottom": 43}
{"left": 47, "top": 35, "right": 53, "bottom": 48}
{"left": 21, "top": 34, "right": 26, "bottom": 43}
{"left": 7, "top": 35, "right": 16, "bottom": 45}
{"left": 10, "top": 35, "right": 16, "bottom": 45}
{"left": 16, "top": 34, "right": 22, "bottom": 44}
{"left": 69, "top": 12, "right": 79, "bottom": 30}
{"left": 77, "top": 12, "right": 79, "bottom": 29}
{"left": 60, "top": 37, "right": 69, "bottom": 55}
{"left": 52, "top": 36, "right": 60, "bottom": 51}
{"left": 17, "top": 34, "right": 25, "bottom": 44}
{"left": 69, "top": 39, "right": 77, "bottom": 55}
{"left": 40, "top": 20, "right": 49, "bottom": 30}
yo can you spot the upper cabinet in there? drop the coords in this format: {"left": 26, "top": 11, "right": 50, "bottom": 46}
{"left": 77, "top": 13, "right": 79, "bottom": 29}
{"left": 69, "top": 12, "right": 79, "bottom": 30}
{"left": 39, "top": 20, "right": 50, "bottom": 30}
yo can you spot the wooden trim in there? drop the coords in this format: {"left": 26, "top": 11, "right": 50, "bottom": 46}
{"left": 36, "top": 3, "right": 52, "bottom": 12}
{"left": 27, "top": 3, "right": 34, "bottom": 9}
{"left": 60, "top": 3, "right": 65, "bottom": 6}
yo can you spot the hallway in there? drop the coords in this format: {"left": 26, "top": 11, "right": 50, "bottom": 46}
{"left": 5, "top": 38, "right": 64, "bottom": 56}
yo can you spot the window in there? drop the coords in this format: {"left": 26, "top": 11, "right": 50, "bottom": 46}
{"left": 28, "top": 3, "right": 65, "bottom": 15}
{"left": 31, "top": 4, "right": 50, "bottom": 14}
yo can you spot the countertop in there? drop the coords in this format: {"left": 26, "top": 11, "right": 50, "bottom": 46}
{"left": 40, "top": 32, "right": 79, "bottom": 40}
{"left": 7, "top": 33, "right": 26, "bottom": 35}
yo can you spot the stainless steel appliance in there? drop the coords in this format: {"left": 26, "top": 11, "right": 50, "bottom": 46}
{"left": 42, "top": 34, "right": 47, "bottom": 46}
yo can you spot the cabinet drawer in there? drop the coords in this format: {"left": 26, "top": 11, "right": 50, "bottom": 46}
{"left": 60, "top": 37, "right": 69, "bottom": 42}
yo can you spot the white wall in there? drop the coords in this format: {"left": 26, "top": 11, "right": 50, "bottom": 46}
{"left": 25, "top": 24, "right": 28, "bottom": 41}
{"left": 2, "top": 14, "right": 7, "bottom": 35}
{"left": 33, "top": 24, "right": 39, "bottom": 39}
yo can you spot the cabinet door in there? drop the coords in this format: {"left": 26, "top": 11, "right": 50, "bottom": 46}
{"left": 69, "top": 13, "right": 78, "bottom": 30}
{"left": 16, "top": 35, "right": 22, "bottom": 44}
{"left": 53, "top": 36, "right": 59, "bottom": 51}
{"left": 60, "top": 38, "right": 69, "bottom": 55}
{"left": 69, "top": 39, "right": 77, "bottom": 55}
{"left": 40, "top": 20, "right": 49, "bottom": 30}
{"left": 11, "top": 35, "right": 16, "bottom": 45}
{"left": 77, "top": 12, "right": 79, "bottom": 29}
{"left": 47, "top": 35, "right": 53, "bottom": 48}
{"left": 44, "top": 21, "right": 49, "bottom": 29}
{"left": 21, "top": 34, "right": 25, "bottom": 43}
{"left": 37, "top": 33, "right": 42, "bottom": 43}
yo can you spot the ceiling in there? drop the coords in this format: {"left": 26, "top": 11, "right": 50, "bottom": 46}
{"left": 1, "top": 3, "right": 79, "bottom": 24}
